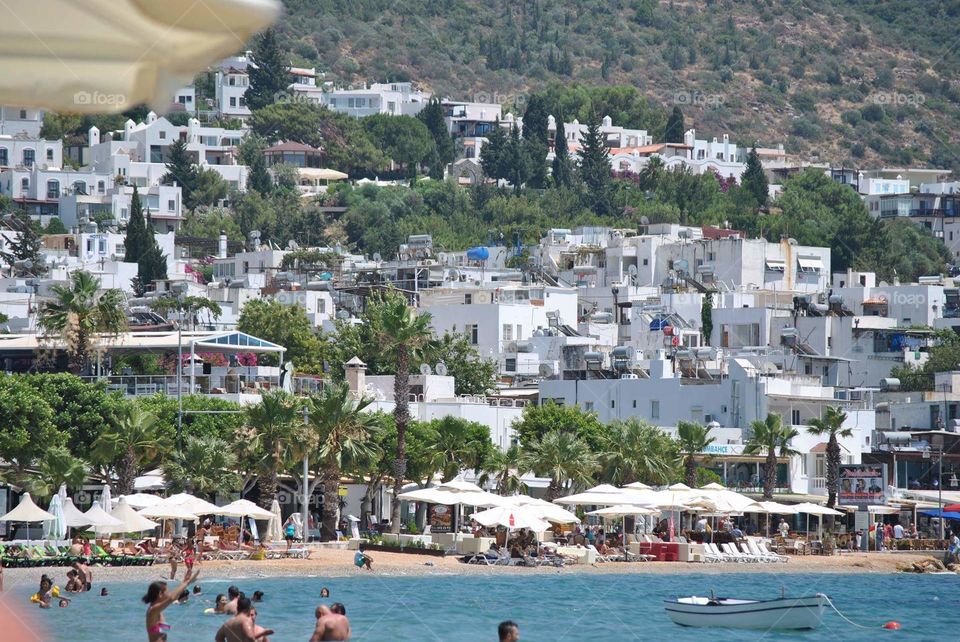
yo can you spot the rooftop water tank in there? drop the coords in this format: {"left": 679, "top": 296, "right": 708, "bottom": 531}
{"left": 466, "top": 246, "right": 489, "bottom": 261}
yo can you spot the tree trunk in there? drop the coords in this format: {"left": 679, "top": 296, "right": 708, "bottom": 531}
{"left": 764, "top": 449, "right": 777, "bottom": 499}
{"left": 390, "top": 347, "right": 410, "bottom": 534}
{"left": 684, "top": 457, "right": 697, "bottom": 487}
{"left": 826, "top": 435, "right": 840, "bottom": 509}
{"left": 117, "top": 449, "right": 136, "bottom": 496}
{"left": 258, "top": 464, "right": 279, "bottom": 510}
{"left": 320, "top": 462, "right": 340, "bottom": 541}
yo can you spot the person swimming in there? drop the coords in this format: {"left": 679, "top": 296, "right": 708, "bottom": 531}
{"left": 319, "top": 587, "right": 330, "bottom": 598}
{"left": 310, "top": 603, "right": 351, "bottom": 641}
{"left": 143, "top": 568, "right": 200, "bottom": 641}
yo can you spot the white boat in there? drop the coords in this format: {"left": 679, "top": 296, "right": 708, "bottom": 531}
{"left": 664, "top": 593, "right": 827, "bottom": 630}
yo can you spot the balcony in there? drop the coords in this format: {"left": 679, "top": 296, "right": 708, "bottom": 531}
{"left": 910, "top": 208, "right": 960, "bottom": 218}
{"left": 82, "top": 373, "right": 322, "bottom": 403}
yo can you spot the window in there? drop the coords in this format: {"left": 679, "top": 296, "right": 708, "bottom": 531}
{"left": 651, "top": 400, "right": 660, "bottom": 420}
{"left": 46, "top": 148, "right": 54, "bottom": 161}
{"left": 610, "top": 399, "right": 616, "bottom": 408}
{"left": 72, "top": 181, "right": 86, "bottom": 195}
{"left": 318, "top": 299, "right": 326, "bottom": 314}
{"left": 20, "top": 177, "right": 29, "bottom": 192}
{"left": 632, "top": 400, "right": 637, "bottom": 408}
{"left": 19, "top": 109, "right": 26, "bottom": 119}
{"left": 239, "top": 97, "right": 246, "bottom": 108}
{"left": 584, "top": 402, "right": 594, "bottom": 411}
{"left": 504, "top": 358, "right": 516, "bottom": 372}
{"left": 230, "top": 97, "right": 237, "bottom": 107}
{"left": 503, "top": 324, "right": 513, "bottom": 341}
{"left": 791, "top": 409, "right": 801, "bottom": 425}
{"left": 46, "top": 179, "right": 60, "bottom": 199}
{"left": 22, "top": 148, "right": 34, "bottom": 167}
{"left": 0, "top": 148, "right": 7, "bottom": 166}
{"left": 464, "top": 293, "right": 472, "bottom": 305}
{"left": 516, "top": 324, "right": 522, "bottom": 339}
{"left": 466, "top": 324, "right": 478, "bottom": 345}
{"left": 642, "top": 258, "right": 648, "bottom": 266}
{"left": 168, "top": 199, "right": 176, "bottom": 212}
{"left": 120, "top": 207, "right": 128, "bottom": 220}
{"left": 159, "top": 131, "right": 166, "bottom": 140}
{"left": 98, "top": 181, "right": 105, "bottom": 194}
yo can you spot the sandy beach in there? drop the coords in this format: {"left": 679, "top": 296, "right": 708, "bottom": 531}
{"left": 2, "top": 549, "right": 943, "bottom": 587}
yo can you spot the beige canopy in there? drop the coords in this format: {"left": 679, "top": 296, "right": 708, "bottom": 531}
{"left": 0, "top": 493, "right": 55, "bottom": 522}
{"left": 0, "top": 0, "right": 280, "bottom": 112}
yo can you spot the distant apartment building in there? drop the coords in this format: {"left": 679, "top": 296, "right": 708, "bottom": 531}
{"left": 0, "top": 106, "right": 44, "bottom": 138}
{"left": 291, "top": 82, "right": 430, "bottom": 118}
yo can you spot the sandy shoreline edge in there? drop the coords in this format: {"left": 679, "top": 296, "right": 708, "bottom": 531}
{"left": 2, "top": 549, "right": 943, "bottom": 586}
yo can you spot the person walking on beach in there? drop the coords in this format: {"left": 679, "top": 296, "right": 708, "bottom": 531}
{"left": 143, "top": 568, "right": 200, "bottom": 641}
{"left": 310, "top": 603, "right": 351, "bottom": 641}
{"left": 498, "top": 620, "right": 520, "bottom": 642}
{"left": 283, "top": 516, "right": 297, "bottom": 551}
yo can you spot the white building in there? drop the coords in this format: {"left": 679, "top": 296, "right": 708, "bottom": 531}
{"left": 294, "top": 82, "right": 430, "bottom": 118}
{"left": 215, "top": 54, "right": 252, "bottom": 120}
{"left": 0, "top": 136, "right": 62, "bottom": 170}
{"left": 0, "top": 107, "right": 44, "bottom": 138}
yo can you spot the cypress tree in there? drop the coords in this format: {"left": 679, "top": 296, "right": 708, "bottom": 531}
{"left": 522, "top": 96, "right": 549, "bottom": 188}
{"left": 133, "top": 208, "right": 168, "bottom": 295}
{"left": 161, "top": 139, "right": 198, "bottom": 208}
{"left": 742, "top": 146, "right": 769, "bottom": 206}
{"left": 417, "top": 97, "right": 455, "bottom": 180}
{"left": 124, "top": 186, "right": 150, "bottom": 262}
{"left": 579, "top": 111, "right": 612, "bottom": 216}
{"left": 246, "top": 29, "right": 289, "bottom": 111}
{"left": 552, "top": 114, "right": 572, "bottom": 188}
{"left": 480, "top": 121, "right": 509, "bottom": 182}
{"left": 505, "top": 124, "right": 529, "bottom": 193}
{"left": 664, "top": 106, "right": 685, "bottom": 143}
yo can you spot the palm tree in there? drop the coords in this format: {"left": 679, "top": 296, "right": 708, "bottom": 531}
{"left": 676, "top": 421, "right": 715, "bottom": 487}
{"left": 26, "top": 445, "right": 89, "bottom": 500}
{"left": 163, "top": 435, "right": 240, "bottom": 498}
{"left": 744, "top": 413, "right": 787, "bottom": 499}
{"left": 92, "top": 404, "right": 168, "bottom": 495}
{"left": 373, "top": 291, "right": 435, "bottom": 533}
{"left": 599, "top": 418, "right": 677, "bottom": 486}
{"left": 244, "top": 390, "right": 302, "bottom": 509}
{"left": 807, "top": 406, "right": 851, "bottom": 508}
{"left": 422, "top": 416, "right": 495, "bottom": 483}
{"left": 481, "top": 444, "right": 529, "bottom": 495}
{"left": 522, "top": 430, "right": 597, "bottom": 501}
{"left": 37, "top": 270, "right": 127, "bottom": 373}
{"left": 305, "top": 382, "right": 383, "bottom": 541}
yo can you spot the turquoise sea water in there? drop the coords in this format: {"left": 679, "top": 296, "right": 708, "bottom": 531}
{"left": 21, "top": 571, "right": 960, "bottom": 641}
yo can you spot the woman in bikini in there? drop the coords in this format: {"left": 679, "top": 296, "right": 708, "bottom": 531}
{"left": 143, "top": 568, "right": 200, "bottom": 641}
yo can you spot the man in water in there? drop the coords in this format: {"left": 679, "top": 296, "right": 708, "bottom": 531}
{"left": 71, "top": 560, "right": 92, "bottom": 592}
{"left": 310, "top": 603, "right": 351, "bottom": 641}
{"left": 223, "top": 585, "right": 241, "bottom": 615}
{"left": 498, "top": 621, "right": 520, "bottom": 642}
{"left": 215, "top": 597, "right": 272, "bottom": 641}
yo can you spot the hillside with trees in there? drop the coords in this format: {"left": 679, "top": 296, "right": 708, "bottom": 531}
{"left": 275, "top": 0, "right": 960, "bottom": 171}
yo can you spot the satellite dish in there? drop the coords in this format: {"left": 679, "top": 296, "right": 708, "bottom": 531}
{"left": 539, "top": 363, "right": 554, "bottom": 377}
{"left": 373, "top": 252, "right": 382, "bottom": 262}
{"left": 435, "top": 362, "right": 448, "bottom": 376}
{"left": 419, "top": 363, "right": 432, "bottom": 376}
{"left": 627, "top": 265, "right": 638, "bottom": 275}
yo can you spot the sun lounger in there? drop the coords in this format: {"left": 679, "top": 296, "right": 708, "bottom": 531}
{"left": 722, "top": 542, "right": 758, "bottom": 562}
{"left": 710, "top": 543, "right": 742, "bottom": 562}
{"left": 757, "top": 539, "right": 789, "bottom": 562}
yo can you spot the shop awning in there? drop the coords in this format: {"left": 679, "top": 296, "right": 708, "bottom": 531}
{"left": 797, "top": 256, "right": 824, "bottom": 272}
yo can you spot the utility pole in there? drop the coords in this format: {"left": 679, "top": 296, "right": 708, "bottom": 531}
{"left": 302, "top": 403, "right": 310, "bottom": 541}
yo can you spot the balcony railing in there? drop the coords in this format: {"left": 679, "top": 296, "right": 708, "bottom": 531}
{"left": 83, "top": 374, "right": 323, "bottom": 398}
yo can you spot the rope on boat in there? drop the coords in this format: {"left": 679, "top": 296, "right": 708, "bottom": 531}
{"left": 820, "top": 594, "right": 881, "bottom": 629}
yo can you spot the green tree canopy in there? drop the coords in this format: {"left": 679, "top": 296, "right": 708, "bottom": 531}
{"left": 245, "top": 29, "right": 290, "bottom": 111}
{"left": 237, "top": 299, "right": 324, "bottom": 373}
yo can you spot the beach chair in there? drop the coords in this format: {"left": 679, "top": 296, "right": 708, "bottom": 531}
{"left": 745, "top": 538, "right": 785, "bottom": 563}
{"left": 718, "top": 543, "right": 749, "bottom": 563}
{"left": 700, "top": 544, "right": 724, "bottom": 563}
{"left": 734, "top": 542, "right": 766, "bottom": 562}
{"left": 588, "top": 545, "right": 612, "bottom": 563}
{"left": 286, "top": 547, "right": 311, "bottom": 559}
{"left": 758, "top": 540, "right": 789, "bottom": 562}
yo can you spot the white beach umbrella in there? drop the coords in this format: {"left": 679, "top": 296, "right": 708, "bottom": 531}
{"left": 744, "top": 501, "right": 799, "bottom": 515}
{"left": 470, "top": 506, "right": 551, "bottom": 532}
{"left": 623, "top": 481, "right": 653, "bottom": 490}
{"left": 115, "top": 493, "right": 163, "bottom": 509}
{"left": 0, "top": 0, "right": 281, "bottom": 113}
{"left": 267, "top": 499, "right": 283, "bottom": 542}
{"left": 99, "top": 484, "right": 112, "bottom": 513}
{"left": 0, "top": 493, "right": 55, "bottom": 522}
{"left": 218, "top": 499, "right": 275, "bottom": 520}
{"left": 498, "top": 495, "right": 581, "bottom": 524}
{"left": 586, "top": 505, "right": 660, "bottom": 518}
{"left": 43, "top": 494, "right": 67, "bottom": 541}
{"left": 138, "top": 503, "right": 199, "bottom": 521}
{"left": 106, "top": 498, "right": 158, "bottom": 533}
{"left": 61, "top": 497, "right": 89, "bottom": 528}
{"left": 157, "top": 492, "right": 226, "bottom": 515}
{"left": 793, "top": 502, "right": 844, "bottom": 539}
{"left": 83, "top": 505, "right": 124, "bottom": 529}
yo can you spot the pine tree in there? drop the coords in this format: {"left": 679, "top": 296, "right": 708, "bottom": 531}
{"left": 579, "top": 111, "right": 612, "bottom": 216}
{"left": 123, "top": 186, "right": 150, "bottom": 263}
{"left": 480, "top": 121, "right": 509, "bottom": 182}
{"left": 245, "top": 29, "right": 289, "bottom": 111}
{"left": 742, "top": 146, "right": 769, "bottom": 207}
{"left": 505, "top": 124, "right": 529, "bottom": 193}
{"left": 417, "top": 97, "right": 455, "bottom": 180}
{"left": 664, "top": 106, "right": 685, "bottom": 143}
{"left": 522, "top": 96, "right": 549, "bottom": 189}
{"left": 133, "top": 208, "right": 168, "bottom": 295}
{"left": 552, "top": 114, "right": 572, "bottom": 188}
{"left": 161, "top": 139, "right": 198, "bottom": 208}
{"left": 239, "top": 134, "right": 273, "bottom": 195}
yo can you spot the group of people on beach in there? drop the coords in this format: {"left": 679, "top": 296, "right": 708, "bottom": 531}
{"left": 142, "top": 569, "right": 351, "bottom": 641}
